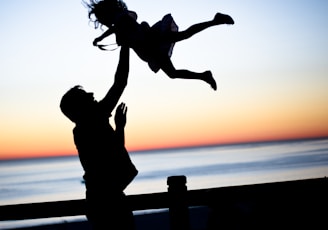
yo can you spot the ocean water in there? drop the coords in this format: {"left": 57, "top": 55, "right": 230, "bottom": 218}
{"left": 1, "top": 138, "right": 328, "bottom": 228}
{"left": 1, "top": 138, "right": 328, "bottom": 206}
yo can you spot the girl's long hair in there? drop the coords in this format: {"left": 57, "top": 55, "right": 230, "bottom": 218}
{"left": 83, "top": 0, "right": 128, "bottom": 29}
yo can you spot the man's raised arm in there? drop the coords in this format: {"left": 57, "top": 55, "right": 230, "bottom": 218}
{"left": 99, "top": 46, "right": 130, "bottom": 117}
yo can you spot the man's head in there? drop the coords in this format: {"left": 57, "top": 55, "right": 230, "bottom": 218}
{"left": 60, "top": 85, "right": 96, "bottom": 123}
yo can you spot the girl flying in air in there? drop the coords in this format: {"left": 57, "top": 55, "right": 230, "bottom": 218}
{"left": 84, "top": 0, "right": 234, "bottom": 90}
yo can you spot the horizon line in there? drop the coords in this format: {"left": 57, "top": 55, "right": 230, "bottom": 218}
{"left": 1, "top": 136, "right": 327, "bottom": 161}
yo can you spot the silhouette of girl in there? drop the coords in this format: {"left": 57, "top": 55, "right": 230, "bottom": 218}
{"left": 84, "top": 0, "right": 234, "bottom": 90}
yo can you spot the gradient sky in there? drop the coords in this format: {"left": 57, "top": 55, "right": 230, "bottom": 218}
{"left": 1, "top": 0, "right": 328, "bottom": 159}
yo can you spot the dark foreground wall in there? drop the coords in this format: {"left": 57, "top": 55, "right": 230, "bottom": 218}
{"left": 202, "top": 177, "right": 327, "bottom": 229}
{"left": 1, "top": 177, "right": 327, "bottom": 230}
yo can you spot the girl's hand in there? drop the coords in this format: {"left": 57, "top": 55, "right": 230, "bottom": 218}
{"left": 93, "top": 38, "right": 109, "bottom": 50}
{"left": 93, "top": 38, "right": 101, "bottom": 46}
{"left": 97, "top": 44, "right": 109, "bottom": 51}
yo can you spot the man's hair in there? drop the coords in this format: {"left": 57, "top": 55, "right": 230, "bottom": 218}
{"left": 60, "top": 85, "right": 84, "bottom": 123}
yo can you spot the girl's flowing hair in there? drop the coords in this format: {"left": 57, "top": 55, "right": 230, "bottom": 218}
{"left": 82, "top": 0, "right": 128, "bottom": 29}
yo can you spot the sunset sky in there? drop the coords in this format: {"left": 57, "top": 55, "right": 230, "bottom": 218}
{"left": 1, "top": 0, "right": 328, "bottom": 160}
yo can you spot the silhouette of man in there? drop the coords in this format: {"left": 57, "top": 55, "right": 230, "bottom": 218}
{"left": 60, "top": 46, "right": 138, "bottom": 230}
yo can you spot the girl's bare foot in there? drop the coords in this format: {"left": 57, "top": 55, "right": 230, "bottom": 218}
{"left": 214, "top": 13, "right": 234, "bottom": 25}
{"left": 203, "top": 71, "right": 217, "bottom": 91}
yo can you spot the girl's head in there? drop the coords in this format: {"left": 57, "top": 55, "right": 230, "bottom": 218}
{"left": 83, "top": 0, "right": 128, "bottom": 29}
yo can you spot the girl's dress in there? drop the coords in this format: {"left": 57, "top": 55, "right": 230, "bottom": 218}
{"left": 149, "top": 13, "right": 178, "bottom": 72}
{"left": 117, "top": 11, "right": 179, "bottom": 73}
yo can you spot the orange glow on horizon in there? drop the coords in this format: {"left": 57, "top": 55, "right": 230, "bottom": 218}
{"left": 1, "top": 112, "right": 327, "bottom": 160}
{"left": 126, "top": 133, "right": 328, "bottom": 152}
{"left": 1, "top": 133, "right": 327, "bottom": 160}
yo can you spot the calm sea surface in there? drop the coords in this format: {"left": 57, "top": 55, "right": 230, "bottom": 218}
{"left": 1, "top": 138, "right": 328, "bottom": 228}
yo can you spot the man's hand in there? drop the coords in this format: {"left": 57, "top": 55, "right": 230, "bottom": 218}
{"left": 115, "top": 102, "right": 127, "bottom": 129}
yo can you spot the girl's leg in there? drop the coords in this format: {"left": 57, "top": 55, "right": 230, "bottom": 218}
{"left": 168, "top": 13, "right": 234, "bottom": 42}
{"left": 160, "top": 58, "right": 217, "bottom": 90}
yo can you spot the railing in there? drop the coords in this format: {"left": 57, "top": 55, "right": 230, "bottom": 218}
{"left": 0, "top": 176, "right": 327, "bottom": 229}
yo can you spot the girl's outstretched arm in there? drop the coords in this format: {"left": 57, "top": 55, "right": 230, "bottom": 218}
{"left": 93, "top": 28, "right": 115, "bottom": 48}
